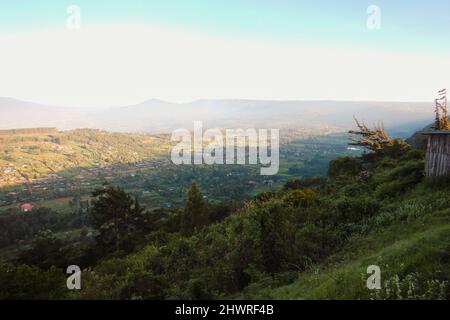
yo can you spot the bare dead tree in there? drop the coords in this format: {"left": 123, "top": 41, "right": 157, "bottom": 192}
{"left": 435, "top": 89, "right": 449, "bottom": 130}
{"left": 349, "top": 116, "right": 393, "bottom": 152}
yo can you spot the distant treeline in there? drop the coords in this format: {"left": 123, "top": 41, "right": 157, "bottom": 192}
{"left": 0, "top": 128, "right": 58, "bottom": 135}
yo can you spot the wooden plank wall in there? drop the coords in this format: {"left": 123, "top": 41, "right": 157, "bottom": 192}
{"left": 425, "top": 134, "right": 450, "bottom": 176}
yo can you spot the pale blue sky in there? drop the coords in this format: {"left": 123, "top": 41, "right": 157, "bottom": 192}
{"left": 1, "top": 0, "right": 449, "bottom": 53}
{"left": 0, "top": 1, "right": 449, "bottom": 106}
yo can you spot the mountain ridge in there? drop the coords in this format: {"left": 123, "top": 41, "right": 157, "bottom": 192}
{"left": 0, "top": 97, "right": 434, "bottom": 136}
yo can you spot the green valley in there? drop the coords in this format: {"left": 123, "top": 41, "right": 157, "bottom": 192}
{"left": 1, "top": 125, "right": 449, "bottom": 300}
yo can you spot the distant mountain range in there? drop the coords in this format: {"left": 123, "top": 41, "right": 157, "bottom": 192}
{"left": 0, "top": 97, "right": 434, "bottom": 137}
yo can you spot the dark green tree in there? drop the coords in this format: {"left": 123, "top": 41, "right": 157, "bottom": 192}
{"left": 0, "top": 263, "right": 67, "bottom": 299}
{"left": 259, "top": 205, "right": 286, "bottom": 275}
{"left": 90, "top": 185, "right": 146, "bottom": 252}
{"left": 19, "top": 229, "right": 66, "bottom": 268}
{"left": 328, "top": 157, "right": 362, "bottom": 178}
{"left": 181, "top": 182, "right": 209, "bottom": 235}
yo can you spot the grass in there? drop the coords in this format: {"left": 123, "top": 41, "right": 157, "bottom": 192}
{"left": 243, "top": 197, "right": 450, "bottom": 300}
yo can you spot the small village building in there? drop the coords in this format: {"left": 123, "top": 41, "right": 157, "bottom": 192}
{"left": 20, "top": 203, "right": 34, "bottom": 212}
{"left": 423, "top": 89, "right": 450, "bottom": 176}
{"left": 423, "top": 131, "right": 450, "bottom": 176}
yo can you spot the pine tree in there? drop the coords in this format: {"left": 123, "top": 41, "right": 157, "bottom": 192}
{"left": 181, "top": 182, "right": 209, "bottom": 236}
{"left": 90, "top": 185, "right": 146, "bottom": 252}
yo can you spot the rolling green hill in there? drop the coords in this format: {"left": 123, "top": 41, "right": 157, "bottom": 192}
{"left": 0, "top": 128, "right": 170, "bottom": 187}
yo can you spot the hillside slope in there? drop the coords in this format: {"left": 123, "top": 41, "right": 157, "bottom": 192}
{"left": 73, "top": 140, "right": 450, "bottom": 300}
{"left": 245, "top": 187, "right": 450, "bottom": 299}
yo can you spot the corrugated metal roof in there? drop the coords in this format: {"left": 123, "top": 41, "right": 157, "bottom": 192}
{"left": 422, "top": 131, "right": 450, "bottom": 135}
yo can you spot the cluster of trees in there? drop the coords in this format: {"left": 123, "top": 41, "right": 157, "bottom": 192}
{"left": 0, "top": 208, "right": 82, "bottom": 248}
{"left": 0, "top": 128, "right": 57, "bottom": 136}
{"left": 0, "top": 129, "right": 171, "bottom": 190}
{"left": 72, "top": 140, "right": 431, "bottom": 299}
{"left": 2, "top": 131, "right": 449, "bottom": 299}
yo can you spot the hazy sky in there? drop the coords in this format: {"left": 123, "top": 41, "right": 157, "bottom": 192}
{"left": 0, "top": 0, "right": 449, "bottom": 107}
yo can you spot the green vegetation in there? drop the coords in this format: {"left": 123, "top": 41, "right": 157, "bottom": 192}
{"left": 0, "top": 128, "right": 169, "bottom": 186}
{"left": 1, "top": 130, "right": 448, "bottom": 300}
{"left": 180, "top": 182, "right": 209, "bottom": 236}
{"left": 0, "top": 129, "right": 352, "bottom": 211}
{"left": 90, "top": 185, "right": 147, "bottom": 253}
{"left": 0, "top": 124, "right": 450, "bottom": 299}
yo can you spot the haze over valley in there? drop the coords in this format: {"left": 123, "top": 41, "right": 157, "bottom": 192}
{"left": 0, "top": 97, "right": 433, "bottom": 137}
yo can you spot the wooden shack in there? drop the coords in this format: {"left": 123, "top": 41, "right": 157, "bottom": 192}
{"left": 423, "top": 131, "right": 450, "bottom": 176}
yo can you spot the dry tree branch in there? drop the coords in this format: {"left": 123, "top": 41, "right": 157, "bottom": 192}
{"left": 434, "top": 89, "right": 449, "bottom": 130}
{"left": 349, "top": 116, "right": 393, "bottom": 152}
